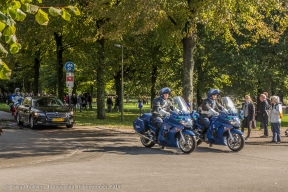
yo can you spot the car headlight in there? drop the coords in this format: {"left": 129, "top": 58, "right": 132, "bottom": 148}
{"left": 67, "top": 111, "right": 74, "bottom": 116}
{"left": 34, "top": 112, "right": 46, "bottom": 117}
{"left": 229, "top": 118, "right": 240, "bottom": 127}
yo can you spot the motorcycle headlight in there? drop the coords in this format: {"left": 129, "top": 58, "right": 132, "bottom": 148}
{"left": 229, "top": 118, "right": 240, "bottom": 127}
{"left": 180, "top": 119, "right": 193, "bottom": 127}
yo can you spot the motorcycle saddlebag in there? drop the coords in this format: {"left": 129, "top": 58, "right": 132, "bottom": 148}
{"left": 133, "top": 118, "right": 145, "bottom": 133}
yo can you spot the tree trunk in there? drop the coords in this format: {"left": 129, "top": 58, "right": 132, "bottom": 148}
{"left": 182, "top": 35, "right": 196, "bottom": 106}
{"left": 54, "top": 32, "right": 64, "bottom": 100}
{"left": 150, "top": 65, "right": 158, "bottom": 108}
{"left": 33, "top": 52, "right": 40, "bottom": 96}
{"left": 114, "top": 71, "right": 121, "bottom": 97}
{"left": 196, "top": 58, "right": 204, "bottom": 107}
{"left": 96, "top": 38, "right": 106, "bottom": 119}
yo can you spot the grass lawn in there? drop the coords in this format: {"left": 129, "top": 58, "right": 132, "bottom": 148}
{"left": 74, "top": 102, "right": 151, "bottom": 128}
{"left": 1, "top": 102, "right": 288, "bottom": 129}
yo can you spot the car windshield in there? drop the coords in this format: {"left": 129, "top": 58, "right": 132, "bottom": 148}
{"left": 33, "top": 98, "right": 64, "bottom": 107}
{"left": 172, "top": 96, "right": 190, "bottom": 113}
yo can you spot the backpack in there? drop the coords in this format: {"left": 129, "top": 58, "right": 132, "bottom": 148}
{"left": 275, "top": 103, "right": 283, "bottom": 119}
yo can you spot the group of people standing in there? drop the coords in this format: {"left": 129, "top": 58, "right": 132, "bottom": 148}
{"left": 65, "top": 93, "right": 93, "bottom": 112}
{"left": 106, "top": 95, "right": 120, "bottom": 113}
{"left": 241, "top": 92, "right": 283, "bottom": 144}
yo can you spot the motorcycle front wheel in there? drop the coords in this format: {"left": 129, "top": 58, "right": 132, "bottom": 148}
{"left": 179, "top": 134, "right": 196, "bottom": 154}
{"left": 140, "top": 131, "right": 155, "bottom": 148}
{"left": 227, "top": 133, "right": 244, "bottom": 152}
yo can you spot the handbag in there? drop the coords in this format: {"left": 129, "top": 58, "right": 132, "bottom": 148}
{"left": 265, "top": 110, "right": 271, "bottom": 117}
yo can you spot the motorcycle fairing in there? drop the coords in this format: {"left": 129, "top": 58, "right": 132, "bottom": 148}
{"left": 158, "top": 122, "right": 178, "bottom": 147}
{"left": 207, "top": 125, "right": 228, "bottom": 145}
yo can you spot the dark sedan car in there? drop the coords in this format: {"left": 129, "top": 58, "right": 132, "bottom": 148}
{"left": 16, "top": 96, "right": 74, "bottom": 128}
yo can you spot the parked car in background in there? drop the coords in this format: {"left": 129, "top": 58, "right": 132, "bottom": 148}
{"left": 16, "top": 96, "right": 74, "bottom": 128}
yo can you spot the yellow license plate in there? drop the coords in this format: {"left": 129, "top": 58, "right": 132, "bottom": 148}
{"left": 52, "top": 118, "right": 64, "bottom": 122}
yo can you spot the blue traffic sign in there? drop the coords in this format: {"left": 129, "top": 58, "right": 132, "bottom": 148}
{"left": 64, "top": 61, "right": 75, "bottom": 72}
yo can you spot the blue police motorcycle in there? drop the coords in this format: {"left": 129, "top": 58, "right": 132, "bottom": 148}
{"left": 192, "top": 97, "right": 244, "bottom": 152}
{"left": 9, "top": 95, "right": 24, "bottom": 119}
{"left": 133, "top": 96, "right": 197, "bottom": 154}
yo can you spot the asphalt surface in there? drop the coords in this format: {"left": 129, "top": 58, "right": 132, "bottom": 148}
{"left": 0, "top": 111, "right": 288, "bottom": 192}
{"left": 0, "top": 111, "right": 15, "bottom": 121}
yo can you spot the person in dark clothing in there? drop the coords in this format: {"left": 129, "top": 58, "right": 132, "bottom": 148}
{"left": 81, "top": 95, "right": 87, "bottom": 110}
{"left": 114, "top": 95, "right": 120, "bottom": 112}
{"left": 71, "top": 94, "right": 78, "bottom": 112}
{"left": 241, "top": 95, "right": 255, "bottom": 140}
{"left": 151, "top": 87, "right": 173, "bottom": 143}
{"left": 259, "top": 92, "right": 271, "bottom": 130}
{"left": 106, "top": 96, "right": 113, "bottom": 112}
{"left": 0, "top": 92, "right": 3, "bottom": 103}
{"left": 258, "top": 94, "right": 270, "bottom": 137}
{"left": 87, "top": 93, "right": 92, "bottom": 110}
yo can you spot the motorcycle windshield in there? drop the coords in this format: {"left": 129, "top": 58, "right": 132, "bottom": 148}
{"left": 221, "top": 97, "right": 237, "bottom": 114}
{"left": 172, "top": 96, "right": 190, "bottom": 114}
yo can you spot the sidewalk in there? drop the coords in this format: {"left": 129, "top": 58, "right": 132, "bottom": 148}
{"left": 240, "top": 127, "right": 288, "bottom": 145}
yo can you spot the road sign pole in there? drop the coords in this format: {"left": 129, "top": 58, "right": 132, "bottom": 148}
{"left": 64, "top": 62, "right": 75, "bottom": 108}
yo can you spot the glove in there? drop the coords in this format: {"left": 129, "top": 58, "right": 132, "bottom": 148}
{"left": 223, "top": 108, "right": 229, "bottom": 113}
{"left": 159, "top": 109, "right": 170, "bottom": 116}
{"left": 208, "top": 109, "right": 219, "bottom": 116}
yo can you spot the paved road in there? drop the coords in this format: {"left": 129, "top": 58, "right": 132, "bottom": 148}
{"left": 0, "top": 117, "right": 288, "bottom": 192}
{"left": 0, "top": 111, "right": 15, "bottom": 121}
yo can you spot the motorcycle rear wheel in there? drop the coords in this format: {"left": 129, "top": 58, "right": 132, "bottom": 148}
{"left": 227, "top": 133, "right": 244, "bottom": 152}
{"left": 140, "top": 131, "right": 155, "bottom": 148}
{"left": 179, "top": 134, "right": 196, "bottom": 154}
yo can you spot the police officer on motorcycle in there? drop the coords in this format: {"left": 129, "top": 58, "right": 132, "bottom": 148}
{"left": 151, "top": 87, "right": 174, "bottom": 143}
{"left": 12, "top": 88, "right": 22, "bottom": 101}
{"left": 10, "top": 88, "right": 23, "bottom": 111}
{"left": 200, "top": 89, "right": 227, "bottom": 139}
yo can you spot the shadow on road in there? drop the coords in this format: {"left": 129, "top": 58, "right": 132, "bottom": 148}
{"left": 82, "top": 146, "right": 175, "bottom": 155}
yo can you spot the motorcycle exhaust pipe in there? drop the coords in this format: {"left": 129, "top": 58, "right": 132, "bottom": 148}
{"left": 135, "top": 132, "right": 153, "bottom": 142}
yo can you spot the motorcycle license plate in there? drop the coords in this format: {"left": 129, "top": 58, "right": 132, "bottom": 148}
{"left": 52, "top": 118, "right": 64, "bottom": 122}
